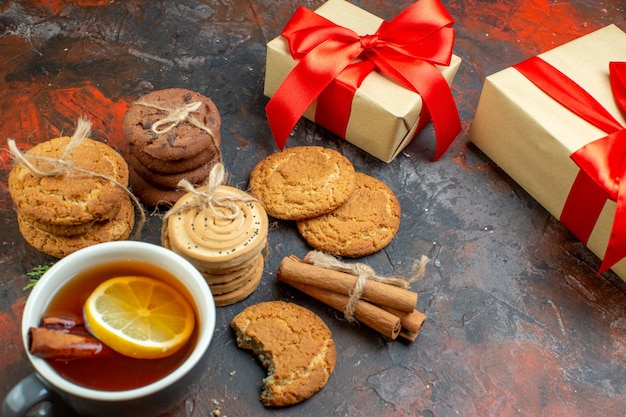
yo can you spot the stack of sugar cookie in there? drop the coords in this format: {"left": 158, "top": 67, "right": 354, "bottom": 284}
{"left": 8, "top": 127, "right": 135, "bottom": 258}
{"left": 249, "top": 146, "right": 401, "bottom": 258}
{"left": 123, "top": 88, "right": 222, "bottom": 207}
{"left": 162, "top": 169, "right": 269, "bottom": 306}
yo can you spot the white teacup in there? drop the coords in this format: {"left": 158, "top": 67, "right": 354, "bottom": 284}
{"left": 2, "top": 241, "right": 216, "bottom": 417}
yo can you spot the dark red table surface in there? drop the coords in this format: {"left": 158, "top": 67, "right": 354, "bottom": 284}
{"left": 2, "top": 1, "right": 626, "bottom": 416}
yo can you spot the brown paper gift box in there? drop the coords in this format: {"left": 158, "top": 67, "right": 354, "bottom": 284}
{"left": 264, "top": 0, "right": 462, "bottom": 163}
{"left": 469, "top": 24, "right": 626, "bottom": 281}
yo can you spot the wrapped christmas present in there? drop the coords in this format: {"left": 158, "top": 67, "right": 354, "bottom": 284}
{"left": 470, "top": 24, "right": 626, "bottom": 280}
{"left": 264, "top": 0, "right": 462, "bottom": 162}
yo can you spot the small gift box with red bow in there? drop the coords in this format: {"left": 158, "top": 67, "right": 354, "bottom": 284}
{"left": 264, "top": 0, "right": 462, "bottom": 162}
{"left": 470, "top": 24, "right": 626, "bottom": 281}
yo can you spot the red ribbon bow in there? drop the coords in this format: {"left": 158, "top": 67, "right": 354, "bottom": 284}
{"left": 265, "top": 0, "right": 461, "bottom": 160}
{"left": 514, "top": 57, "right": 626, "bottom": 274}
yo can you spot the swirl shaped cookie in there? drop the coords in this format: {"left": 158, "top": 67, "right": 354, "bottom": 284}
{"left": 165, "top": 185, "right": 269, "bottom": 271}
{"left": 249, "top": 146, "right": 356, "bottom": 220}
{"left": 163, "top": 184, "right": 268, "bottom": 305}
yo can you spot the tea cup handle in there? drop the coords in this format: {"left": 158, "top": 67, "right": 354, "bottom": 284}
{"left": 2, "top": 373, "right": 75, "bottom": 417}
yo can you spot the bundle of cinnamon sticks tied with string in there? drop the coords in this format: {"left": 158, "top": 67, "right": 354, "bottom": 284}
{"left": 277, "top": 251, "right": 428, "bottom": 342}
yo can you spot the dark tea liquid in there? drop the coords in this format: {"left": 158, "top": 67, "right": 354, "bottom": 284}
{"left": 41, "top": 260, "right": 198, "bottom": 391}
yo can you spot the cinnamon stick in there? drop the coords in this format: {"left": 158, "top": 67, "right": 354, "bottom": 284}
{"left": 379, "top": 306, "right": 426, "bottom": 334}
{"left": 287, "top": 281, "right": 401, "bottom": 339}
{"left": 41, "top": 315, "right": 85, "bottom": 329}
{"left": 277, "top": 256, "right": 417, "bottom": 313}
{"left": 28, "top": 327, "right": 112, "bottom": 359}
{"left": 399, "top": 330, "right": 420, "bottom": 343}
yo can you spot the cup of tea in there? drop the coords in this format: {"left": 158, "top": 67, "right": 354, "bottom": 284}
{"left": 2, "top": 241, "right": 216, "bottom": 417}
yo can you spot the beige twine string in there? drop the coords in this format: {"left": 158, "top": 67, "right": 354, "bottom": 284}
{"left": 134, "top": 99, "right": 222, "bottom": 163}
{"left": 8, "top": 118, "right": 145, "bottom": 239}
{"left": 306, "top": 251, "right": 429, "bottom": 323}
{"left": 160, "top": 163, "right": 258, "bottom": 243}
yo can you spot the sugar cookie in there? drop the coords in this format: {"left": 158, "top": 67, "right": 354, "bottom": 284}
{"left": 249, "top": 146, "right": 356, "bottom": 220}
{"left": 297, "top": 173, "right": 401, "bottom": 257}
{"left": 231, "top": 301, "right": 336, "bottom": 407}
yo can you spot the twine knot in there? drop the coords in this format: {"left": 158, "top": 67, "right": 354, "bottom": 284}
{"left": 177, "top": 163, "right": 255, "bottom": 220}
{"left": 149, "top": 101, "right": 203, "bottom": 135}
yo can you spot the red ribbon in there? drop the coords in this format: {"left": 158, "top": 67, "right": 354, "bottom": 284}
{"left": 265, "top": 0, "right": 461, "bottom": 160}
{"left": 514, "top": 57, "right": 626, "bottom": 274}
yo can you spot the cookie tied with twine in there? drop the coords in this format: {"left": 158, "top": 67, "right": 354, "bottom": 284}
{"left": 277, "top": 251, "right": 428, "bottom": 342}
{"left": 162, "top": 163, "right": 269, "bottom": 306}
{"left": 123, "top": 88, "right": 223, "bottom": 207}
{"left": 7, "top": 118, "right": 144, "bottom": 257}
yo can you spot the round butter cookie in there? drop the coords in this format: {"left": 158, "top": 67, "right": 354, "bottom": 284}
{"left": 211, "top": 261, "right": 264, "bottom": 306}
{"left": 297, "top": 172, "right": 401, "bottom": 258}
{"left": 8, "top": 136, "right": 129, "bottom": 227}
{"left": 201, "top": 252, "right": 264, "bottom": 286}
{"left": 248, "top": 146, "right": 356, "bottom": 220}
{"left": 231, "top": 301, "right": 336, "bottom": 407}
{"left": 17, "top": 195, "right": 135, "bottom": 258}
{"left": 123, "top": 88, "right": 221, "bottom": 162}
{"left": 164, "top": 185, "right": 269, "bottom": 272}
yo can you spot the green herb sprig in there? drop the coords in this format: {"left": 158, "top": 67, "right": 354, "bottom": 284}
{"left": 23, "top": 263, "right": 54, "bottom": 291}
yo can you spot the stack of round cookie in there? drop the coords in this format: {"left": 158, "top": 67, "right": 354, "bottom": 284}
{"left": 123, "top": 88, "right": 222, "bottom": 207}
{"left": 8, "top": 134, "right": 135, "bottom": 258}
{"left": 249, "top": 146, "right": 401, "bottom": 258}
{"left": 162, "top": 180, "right": 269, "bottom": 306}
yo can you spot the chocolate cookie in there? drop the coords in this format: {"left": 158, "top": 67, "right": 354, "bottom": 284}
{"left": 127, "top": 154, "right": 211, "bottom": 189}
{"left": 231, "top": 301, "right": 336, "bottom": 407}
{"left": 129, "top": 166, "right": 187, "bottom": 207}
{"left": 124, "top": 88, "right": 222, "bottom": 207}
{"left": 296, "top": 172, "right": 401, "bottom": 258}
{"left": 128, "top": 143, "right": 219, "bottom": 174}
{"left": 249, "top": 146, "right": 356, "bottom": 220}
{"left": 123, "top": 88, "right": 221, "bottom": 162}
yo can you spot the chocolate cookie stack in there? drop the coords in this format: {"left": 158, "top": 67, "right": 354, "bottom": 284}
{"left": 8, "top": 122, "right": 135, "bottom": 258}
{"left": 249, "top": 146, "right": 401, "bottom": 258}
{"left": 162, "top": 165, "right": 269, "bottom": 306}
{"left": 123, "top": 88, "right": 222, "bottom": 207}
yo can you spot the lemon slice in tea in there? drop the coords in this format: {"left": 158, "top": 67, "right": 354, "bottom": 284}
{"left": 84, "top": 276, "right": 195, "bottom": 359}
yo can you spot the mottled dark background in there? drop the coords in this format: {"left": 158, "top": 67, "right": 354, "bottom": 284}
{"left": 1, "top": 0, "right": 626, "bottom": 416}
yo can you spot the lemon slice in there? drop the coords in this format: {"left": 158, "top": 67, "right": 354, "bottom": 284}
{"left": 84, "top": 276, "right": 195, "bottom": 359}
